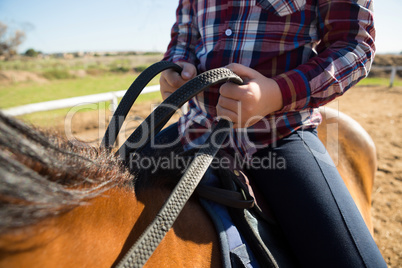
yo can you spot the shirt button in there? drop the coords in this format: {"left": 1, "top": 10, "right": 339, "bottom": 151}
{"left": 225, "top": 28, "right": 233, "bottom": 36}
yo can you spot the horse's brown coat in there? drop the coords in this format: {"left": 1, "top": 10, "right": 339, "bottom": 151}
{"left": 0, "top": 107, "right": 376, "bottom": 267}
{"left": 0, "top": 187, "right": 221, "bottom": 267}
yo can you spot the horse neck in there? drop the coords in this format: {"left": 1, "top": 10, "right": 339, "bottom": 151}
{"left": 0, "top": 186, "right": 222, "bottom": 268}
{"left": 0, "top": 186, "right": 139, "bottom": 268}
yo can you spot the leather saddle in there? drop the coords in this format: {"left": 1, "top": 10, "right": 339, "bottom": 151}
{"left": 196, "top": 149, "right": 300, "bottom": 268}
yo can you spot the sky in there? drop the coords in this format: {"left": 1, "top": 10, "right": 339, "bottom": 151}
{"left": 0, "top": 0, "right": 401, "bottom": 54}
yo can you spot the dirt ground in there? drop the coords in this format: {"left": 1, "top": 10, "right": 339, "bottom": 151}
{"left": 57, "top": 83, "right": 401, "bottom": 267}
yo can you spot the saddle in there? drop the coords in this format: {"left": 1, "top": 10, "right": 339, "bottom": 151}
{"left": 197, "top": 150, "right": 299, "bottom": 267}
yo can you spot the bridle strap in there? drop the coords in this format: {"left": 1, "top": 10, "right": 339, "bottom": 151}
{"left": 101, "top": 61, "right": 182, "bottom": 149}
{"left": 101, "top": 61, "right": 243, "bottom": 267}
{"left": 115, "top": 119, "right": 231, "bottom": 268}
{"left": 116, "top": 66, "right": 243, "bottom": 163}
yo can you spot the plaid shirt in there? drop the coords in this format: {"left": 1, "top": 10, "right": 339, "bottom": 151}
{"left": 163, "top": 0, "right": 375, "bottom": 159}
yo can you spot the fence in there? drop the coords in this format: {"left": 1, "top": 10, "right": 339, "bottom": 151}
{"left": 2, "top": 85, "right": 160, "bottom": 117}
{"left": 370, "top": 65, "right": 402, "bottom": 87}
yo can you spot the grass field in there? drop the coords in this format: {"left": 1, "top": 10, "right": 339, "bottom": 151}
{"left": 1, "top": 74, "right": 399, "bottom": 109}
{"left": 0, "top": 54, "right": 163, "bottom": 107}
{"left": 16, "top": 90, "right": 163, "bottom": 128}
{"left": 358, "top": 76, "right": 402, "bottom": 87}
{"left": 1, "top": 75, "right": 399, "bottom": 108}
{"left": 1, "top": 54, "right": 401, "bottom": 127}
{"left": 0, "top": 53, "right": 163, "bottom": 72}
{"left": 0, "top": 71, "right": 162, "bottom": 127}
{"left": 0, "top": 73, "right": 162, "bottom": 108}
{"left": 0, "top": 54, "right": 165, "bottom": 126}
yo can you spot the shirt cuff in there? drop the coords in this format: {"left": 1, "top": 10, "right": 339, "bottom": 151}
{"left": 272, "top": 69, "right": 311, "bottom": 112}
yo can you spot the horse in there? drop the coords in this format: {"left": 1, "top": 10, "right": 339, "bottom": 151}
{"left": 0, "top": 105, "right": 376, "bottom": 267}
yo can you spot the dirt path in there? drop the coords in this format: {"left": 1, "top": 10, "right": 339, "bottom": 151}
{"left": 57, "top": 84, "right": 401, "bottom": 267}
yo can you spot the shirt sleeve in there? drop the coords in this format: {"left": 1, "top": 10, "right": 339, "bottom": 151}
{"left": 162, "top": 0, "right": 200, "bottom": 65}
{"left": 272, "top": 0, "right": 376, "bottom": 112}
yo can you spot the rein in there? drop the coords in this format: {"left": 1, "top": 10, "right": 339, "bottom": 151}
{"left": 101, "top": 61, "right": 243, "bottom": 267}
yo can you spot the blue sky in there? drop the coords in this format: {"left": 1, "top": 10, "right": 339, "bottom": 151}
{"left": 0, "top": 0, "right": 401, "bottom": 54}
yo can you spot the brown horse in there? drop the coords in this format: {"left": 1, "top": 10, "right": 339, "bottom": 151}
{"left": 0, "top": 106, "right": 376, "bottom": 268}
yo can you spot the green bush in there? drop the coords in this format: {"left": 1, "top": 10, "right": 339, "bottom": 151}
{"left": 110, "top": 66, "right": 130, "bottom": 73}
{"left": 42, "top": 69, "right": 74, "bottom": 80}
{"left": 24, "top": 48, "right": 39, "bottom": 57}
{"left": 134, "top": 65, "right": 148, "bottom": 72}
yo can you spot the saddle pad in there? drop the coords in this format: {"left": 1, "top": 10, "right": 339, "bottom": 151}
{"left": 199, "top": 170, "right": 260, "bottom": 268}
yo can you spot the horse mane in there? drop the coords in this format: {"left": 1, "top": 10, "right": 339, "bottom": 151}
{"left": 0, "top": 112, "right": 134, "bottom": 234}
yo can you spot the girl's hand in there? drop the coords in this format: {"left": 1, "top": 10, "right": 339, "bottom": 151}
{"left": 217, "top": 63, "right": 283, "bottom": 128}
{"left": 159, "top": 61, "right": 197, "bottom": 100}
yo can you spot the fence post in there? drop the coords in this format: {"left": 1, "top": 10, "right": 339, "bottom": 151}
{"left": 390, "top": 66, "right": 397, "bottom": 88}
{"left": 111, "top": 93, "right": 118, "bottom": 114}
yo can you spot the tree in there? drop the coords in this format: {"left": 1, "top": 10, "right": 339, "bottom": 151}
{"left": 0, "top": 21, "right": 26, "bottom": 58}
{"left": 24, "top": 48, "right": 39, "bottom": 57}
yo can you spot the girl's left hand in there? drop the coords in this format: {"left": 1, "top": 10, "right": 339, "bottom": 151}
{"left": 217, "top": 63, "right": 283, "bottom": 128}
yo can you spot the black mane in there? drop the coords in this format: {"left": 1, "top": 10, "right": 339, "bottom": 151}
{"left": 0, "top": 112, "right": 196, "bottom": 235}
{"left": 0, "top": 112, "right": 134, "bottom": 234}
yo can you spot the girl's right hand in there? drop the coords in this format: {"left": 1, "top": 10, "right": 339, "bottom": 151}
{"left": 159, "top": 61, "right": 197, "bottom": 100}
